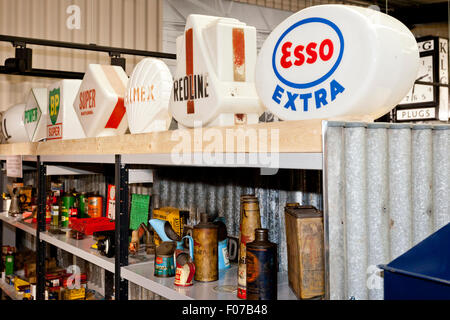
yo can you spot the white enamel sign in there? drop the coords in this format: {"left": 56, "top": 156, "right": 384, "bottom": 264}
{"left": 6, "top": 155, "right": 22, "bottom": 178}
{"left": 47, "top": 80, "right": 85, "bottom": 140}
{"left": 24, "top": 88, "right": 47, "bottom": 142}
{"left": 396, "top": 107, "right": 436, "bottom": 121}
{"left": 125, "top": 58, "right": 173, "bottom": 134}
{"left": 255, "top": 5, "right": 420, "bottom": 121}
{"left": 74, "top": 64, "right": 129, "bottom": 138}
{"left": 169, "top": 15, "right": 264, "bottom": 128}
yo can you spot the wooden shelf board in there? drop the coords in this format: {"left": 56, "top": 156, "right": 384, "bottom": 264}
{"left": 0, "top": 142, "right": 37, "bottom": 156}
{"left": 0, "top": 122, "right": 323, "bottom": 167}
{"left": 36, "top": 120, "right": 322, "bottom": 155}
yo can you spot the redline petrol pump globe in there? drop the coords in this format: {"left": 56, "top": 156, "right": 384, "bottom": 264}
{"left": 255, "top": 4, "right": 420, "bottom": 121}
{"left": 169, "top": 15, "right": 264, "bottom": 128}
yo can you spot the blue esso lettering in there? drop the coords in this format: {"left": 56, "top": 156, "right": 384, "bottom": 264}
{"left": 271, "top": 18, "right": 346, "bottom": 112}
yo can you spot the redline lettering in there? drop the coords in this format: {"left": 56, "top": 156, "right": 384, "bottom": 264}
{"left": 173, "top": 74, "right": 209, "bottom": 102}
{"left": 280, "top": 39, "right": 334, "bottom": 68}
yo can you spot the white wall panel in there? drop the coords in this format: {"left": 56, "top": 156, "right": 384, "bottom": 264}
{"left": 161, "top": 0, "right": 293, "bottom": 72}
{"left": 0, "top": 0, "right": 161, "bottom": 111}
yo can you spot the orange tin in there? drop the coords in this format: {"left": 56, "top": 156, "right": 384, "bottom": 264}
{"left": 87, "top": 196, "right": 103, "bottom": 218}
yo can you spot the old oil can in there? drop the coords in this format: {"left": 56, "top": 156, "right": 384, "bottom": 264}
{"left": 154, "top": 241, "right": 177, "bottom": 277}
{"left": 60, "top": 192, "right": 75, "bottom": 229}
{"left": 285, "top": 204, "right": 325, "bottom": 299}
{"left": 87, "top": 195, "right": 103, "bottom": 218}
{"left": 237, "top": 195, "right": 261, "bottom": 299}
{"left": 246, "top": 228, "right": 277, "bottom": 300}
{"left": 77, "top": 192, "right": 88, "bottom": 218}
{"left": 193, "top": 213, "right": 218, "bottom": 282}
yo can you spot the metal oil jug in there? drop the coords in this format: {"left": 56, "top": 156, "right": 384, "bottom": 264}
{"left": 193, "top": 213, "right": 218, "bottom": 282}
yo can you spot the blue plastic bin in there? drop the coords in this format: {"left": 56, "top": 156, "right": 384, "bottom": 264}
{"left": 379, "top": 223, "right": 450, "bottom": 300}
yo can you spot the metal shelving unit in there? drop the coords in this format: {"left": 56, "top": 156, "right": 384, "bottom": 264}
{"left": 121, "top": 262, "right": 297, "bottom": 301}
{"left": 4, "top": 151, "right": 317, "bottom": 301}
{"left": 39, "top": 232, "right": 116, "bottom": 273}
{"left": 1, "top": 136, "right": 324, "bottom": 300}
{"left": 0, "top": 278, "right": 23, "bottom": 300}
{"left": 0, "top": 213, "right": 35, "bottom": 300}
{"left": 0, "top": 212, "right": 36, "bottom": 236}
{"left": 0, "top": 34, "right": 322, "bottom": 301}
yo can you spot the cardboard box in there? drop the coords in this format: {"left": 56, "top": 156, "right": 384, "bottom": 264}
{"left": 152, "top": 207, "right": 189, "bottom": 246}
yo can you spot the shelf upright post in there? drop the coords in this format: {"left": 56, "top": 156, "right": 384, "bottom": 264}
{"left": 104, "top": 270, "right": 114, "bottom": 300}
{"left": 104, "top": 164, "right": 115, "bottom": 300}
{"left": 0, "top": 161, "right": 4, "bottom": 291}
{"left": 36, "top": 156, "right": 47, "bottom": 300}
{"left": 0, "top": 181, "right": 2, "bottom": 299}
{"left": 114, "top": 155, "right": 129, "bottom": 300}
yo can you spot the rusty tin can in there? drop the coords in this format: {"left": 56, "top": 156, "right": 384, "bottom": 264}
{"left": 154, "top": 241, "right": 177, "bottom": 277}
{"left": 87, "top": 196, "right": 103, "bottom": 218}
{"left": 285, "top": 202, "right": 300, "bottom": 209}
{"left": 193, "top": 213, "right": 218, "bottom": 282}
{"left": 246, "top": 228, "right": 278, "bottom": 300}
{"left": 239, "top": 194, "right": 256, "bottom": 221}
{"left": 285, "top": 204, "right": 325, "bottom": 299}
{"left": 237, "top": 195, "right": 261, "bottom": 299}
{"left": 174, "top": 250, "right": 195, "bottom": 287}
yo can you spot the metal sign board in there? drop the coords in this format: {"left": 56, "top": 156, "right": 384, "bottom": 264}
{"left": 6, "top": 155, "right": 23, "bottom": 178}
{"left": 396, "top": 107, "right": 436, "bottom": 121}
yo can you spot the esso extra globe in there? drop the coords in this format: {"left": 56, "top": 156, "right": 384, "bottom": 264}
{"left": 255, "top": 5, "right": 419, "bottom": 121}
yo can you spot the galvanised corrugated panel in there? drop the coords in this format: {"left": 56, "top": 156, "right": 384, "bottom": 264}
{"left": 152, "top": 166, "right": 322, "bottom": 273}
{"left": 324, "top": 121, "right": 450, "bottom": 300}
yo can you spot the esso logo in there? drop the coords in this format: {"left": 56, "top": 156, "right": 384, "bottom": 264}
{"left": 272, "top": 17, "right": 344, "bottom": 89}
{"left": 279, "top": 39, "right": 334, "bottom": 68}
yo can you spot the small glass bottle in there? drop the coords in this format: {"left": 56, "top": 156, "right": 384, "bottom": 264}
{"left": 51, "top": 205, "right": 59, "bottom": 229}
